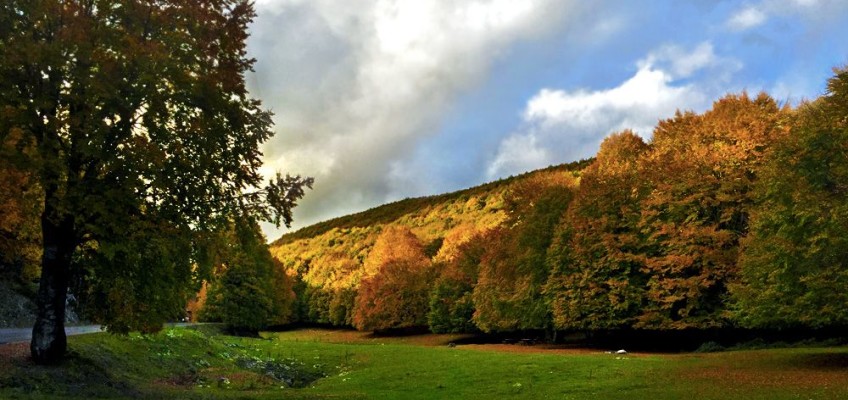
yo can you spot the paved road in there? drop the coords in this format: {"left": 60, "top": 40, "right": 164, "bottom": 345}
{"left": 0, "top": 323, "right": 199, "bottom": 344}
{"left": 0, "top": 325, "right": 104, "bottom": 344}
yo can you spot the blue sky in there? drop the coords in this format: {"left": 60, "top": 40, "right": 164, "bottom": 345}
{"left": 248, "top": 0, "right": 848, "bottom": 240}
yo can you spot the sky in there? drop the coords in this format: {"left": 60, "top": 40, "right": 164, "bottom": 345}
{"left": 248, "top": 0, "right": 848, "bottom": 241}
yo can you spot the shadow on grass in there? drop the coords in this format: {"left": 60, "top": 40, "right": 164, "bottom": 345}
{"left": 0, "top": 349, "right": 140, "bottom": 399}
{"left": 785, "top": 352, "right": 848, "bottom": 370}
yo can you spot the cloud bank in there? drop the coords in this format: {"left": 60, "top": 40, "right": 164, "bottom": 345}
{"left": 245, "top": 0, "right": 848, "bottom": 240}
{"left": 248, "top": 0, "right": 581, "bottom": 238}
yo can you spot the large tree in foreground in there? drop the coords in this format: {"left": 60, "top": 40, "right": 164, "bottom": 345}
{"left": 0, "top": 0, "right": 311, "bottom": 363}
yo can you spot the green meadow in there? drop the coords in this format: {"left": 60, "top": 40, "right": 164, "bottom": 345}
{"left": 1, "top": 326, "right": 846, "bottom": 399}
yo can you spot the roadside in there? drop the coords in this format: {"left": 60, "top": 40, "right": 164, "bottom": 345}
{"left": 0, "top": 325, "right": 104, "bottom": 345}
{"left": 0, "top": 322, "right": 201, "bottom": 344}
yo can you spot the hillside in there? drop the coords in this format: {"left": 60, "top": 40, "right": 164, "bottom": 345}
{"left": 271, "top": 159, "right": 593, "bottom": 247}
{"left": 261, "top": 71, "right": 848, "bottom": 336}
{"left": 268, "top": 159, "right": 591, "bottom": 307}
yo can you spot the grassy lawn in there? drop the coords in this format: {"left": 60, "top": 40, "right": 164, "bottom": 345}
{"left": 1, "top": 326, "right": 846, "bottom": 399}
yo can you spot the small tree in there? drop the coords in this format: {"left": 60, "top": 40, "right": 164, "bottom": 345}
{"left": 328, "top": 287, "right": 357, "bottom": 327}
{"left": 545, "top": 131, "right": 649, "bottom": 331}
{"left": 353, "top": 258, "right": 436, "bottom": 331}
{"left": 202, "top": 220, "right": 295, "bottom": 333}
{"left": 428, "top": 232, "right": 487, "bottom": 333}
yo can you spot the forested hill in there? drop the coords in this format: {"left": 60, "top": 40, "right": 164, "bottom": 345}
{"left": 263, "top": 67, "right": 848, "bottom": 336}
{"left": 268, "top": 158, "right": 591, "bottom": 305}
{"left": 271, "top": 158, "right": 593, "bottom": 246}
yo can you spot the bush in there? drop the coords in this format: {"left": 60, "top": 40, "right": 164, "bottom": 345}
{"left": 695, "top": 341, "right": 725, "bottom": 353}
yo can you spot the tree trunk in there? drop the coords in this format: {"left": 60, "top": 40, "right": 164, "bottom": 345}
{"left": 30, "top": 207, "right": 74, "bottom": 364}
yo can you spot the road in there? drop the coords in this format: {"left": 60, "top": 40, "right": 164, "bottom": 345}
{"left": 0, "top": 325, "right": 104, "bottom": 345}
{"left": 0, "top": 323, "right": 199, "bottom": 344}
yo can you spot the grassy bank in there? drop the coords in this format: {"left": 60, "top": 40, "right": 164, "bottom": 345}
{"left": 1, "top": 327, "right": 846, "bottom": 399}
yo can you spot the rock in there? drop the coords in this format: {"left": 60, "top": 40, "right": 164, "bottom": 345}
{"left": 615, "top": 349, "right": 627, "bottom": 354}
{"left": 0, "top": 282, "right": 36, "bottom": 328}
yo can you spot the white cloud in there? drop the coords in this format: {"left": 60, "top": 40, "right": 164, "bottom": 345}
{"left": 487, "top": 134, "right": 551, "bottom": 179}
{"left": 249, "top": 0, "right": 583, "bottom": 239}
{"left": 643, "top": 42, "right": 722, "bottom": 78}
{"left": 486, "top": 42, "right": 740, "bottom": 180}
{"left": 727, "top": 7, "right": 767, "bottom": 31}
{"left": 725, "top": 0, "right": 848, "bottom": 31}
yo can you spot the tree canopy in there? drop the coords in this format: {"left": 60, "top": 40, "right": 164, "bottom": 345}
{"left": 266, "top": 70, "right": 847, "bottom": 337}
{"left": 734, "top": 68, "right": 848, "bottom": 328}
{"left": 0, "top": 0, "right": 310, "bottom": 363}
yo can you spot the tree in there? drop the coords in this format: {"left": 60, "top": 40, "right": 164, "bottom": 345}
{"left": 306, "top": 286, "right": 333, "bottom": 324}
{"left": 73, "top": 218, "right": 197, "bottom": 333}
{"left": 328, "top": 287, "right": 357, "bottom": 327}
{"left": 352, "top": 227, "right": 434, "bottom": 331}
{"left": 433, "top": 223, "right": 480, "bottom": 263}
{"left": 428, "top": 231, "right": 488, "bottom": 333}
{"left": 201, "top": 220, "right": 296, "bottom": 333}
{"left": 362, "top": 226, "right": 427, "bottom": 276}
{"left": 637, "top": 94, "right": 787, "bottom": 329}
{"left": 473, "top": 172, "right": 576, "bottom": 333}
{"left": 0, "top": 1, "right": 311, "bottom": 363}
{"left": 0, "top": 131, "right": 41, "bottom": 283}
{"left": 545, "top": 131, "right": 650, "bottom": 331}
{"left": 734, "top": 67, "right": 848, "bottom": 328}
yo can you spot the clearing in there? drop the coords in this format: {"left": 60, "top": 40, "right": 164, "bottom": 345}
{"left": 0, "top": 326, "right": 846, "bottom": 399}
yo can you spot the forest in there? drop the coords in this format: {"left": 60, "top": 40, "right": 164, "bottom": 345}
{"left": 238, "top": 67, "right": 848, "bottom": 337}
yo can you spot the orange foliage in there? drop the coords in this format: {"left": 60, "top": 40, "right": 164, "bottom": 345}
{"left": 434, "top": 223, "right": 481, "bottom": 263}
{"left": 0, "top": 132, "right": 41, "bottom": 281}
{"left": 636, "top": 93, "right": 789, "bottom": 328}
{"left": 352, "top": 227, "right": 434, "bottom": 331}
{"left": 362, "top": 226, "right": 428, "bottom": 277}
{"left": 473, "top": 171, "right": 577, "bottom": 332}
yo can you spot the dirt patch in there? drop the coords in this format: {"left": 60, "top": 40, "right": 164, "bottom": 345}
{"left": 681, "top": 364, "right": 846, "bottom": 388}
{"left": 457, "top": 343, "right": 630, "bottom": 356}
{"left": 275, "top": 329, "right": 651, "bottom": 355}
{"left": 0, "top": 343, "right": 29, "bottom": 366}
{"left": 155, "top": 371, "right": 201, "bottom": 387}
{"left": 677, "top": 350, "right": 848, "bottom": 389}
{"left": 222, "top": 371, "right": 276, "bottom": 387}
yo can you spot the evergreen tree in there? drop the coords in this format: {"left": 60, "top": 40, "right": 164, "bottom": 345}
{"left": 202, "top": 220, "right": 295, "bottom": 333}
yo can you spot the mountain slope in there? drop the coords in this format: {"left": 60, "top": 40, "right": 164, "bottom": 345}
{"left": 269, "top": 159, "right": 592, "bottom": 293}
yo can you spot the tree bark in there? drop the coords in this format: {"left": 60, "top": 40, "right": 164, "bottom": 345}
{"left": 30, "top": 205, "right": 74, "bottom": 364}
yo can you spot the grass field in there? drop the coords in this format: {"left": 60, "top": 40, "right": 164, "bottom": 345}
{"left": 1, "top": 326, "right": 846, "bottom": 399}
